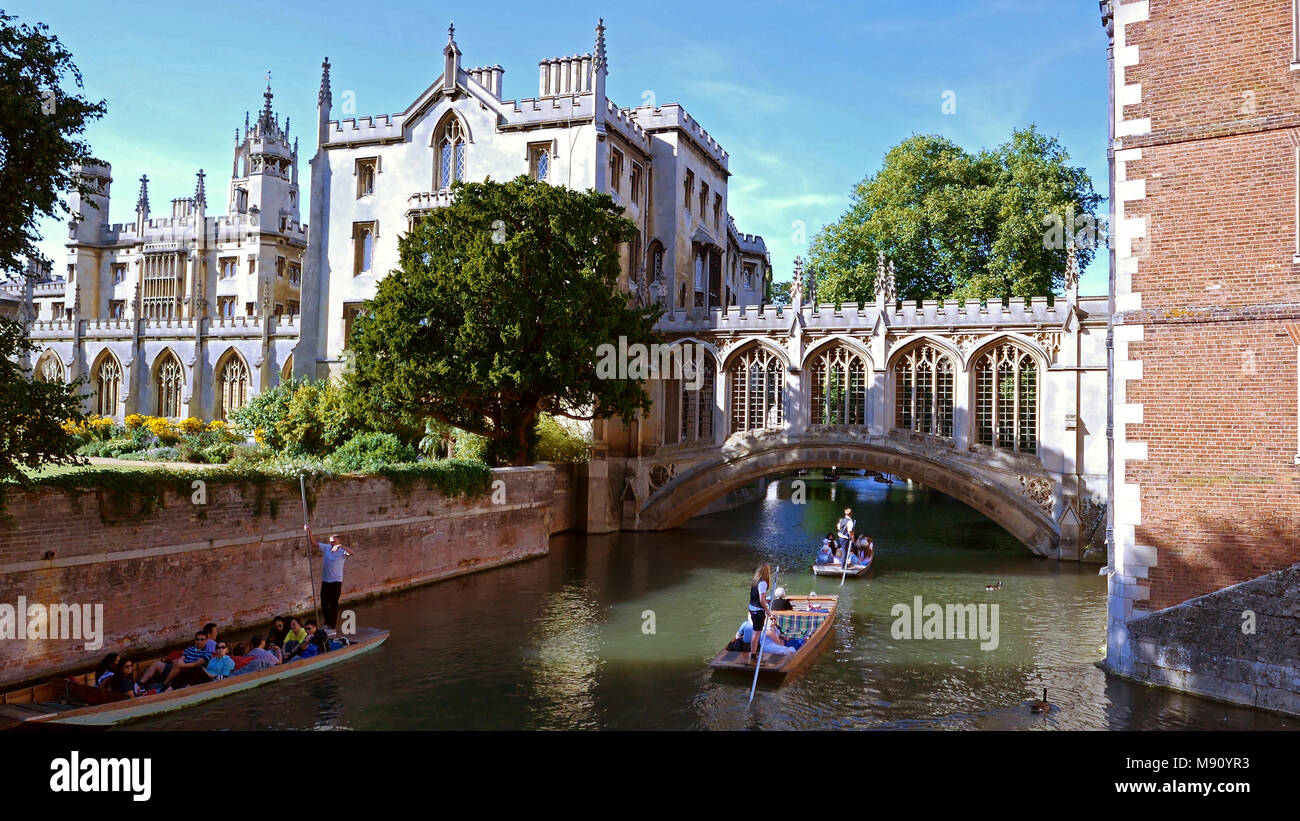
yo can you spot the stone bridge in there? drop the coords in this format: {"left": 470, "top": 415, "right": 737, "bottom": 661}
{"left": 586, "top": 264, "right": 1110, "bottom": 560}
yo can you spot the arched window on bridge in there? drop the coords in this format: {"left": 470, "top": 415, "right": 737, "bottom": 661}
{"left": 894, "top": 342, "right": 955, "bottom": 438}
{"left": 809, "top": 344, "right": 867, "bottom": 425}
{"left": 676, "top": 355, "right": 716, "bottom": 443}
{"left": 729, "top": 346, "right": 784, "bottom": 433}
{"left": 975, "top": 341, "right": 1038, "bottom": 454}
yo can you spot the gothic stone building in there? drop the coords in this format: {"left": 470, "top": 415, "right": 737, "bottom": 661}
{"left": 23, "top": 86, "right": 306, "bottom": 420}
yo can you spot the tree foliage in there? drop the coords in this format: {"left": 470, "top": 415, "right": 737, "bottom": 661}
{"left": 809, "top": 127, "right": 1100, "bottom": 303}
{"left": 346, "top": 176, "right": 660, "bottom": 466}
{"left": 0, "top": 11, "right": 106, "bottom": 275}
{"left": 0, "top": 317, "right": 85, "bottom": 482}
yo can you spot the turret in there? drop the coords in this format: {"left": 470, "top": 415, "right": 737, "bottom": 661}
{"left": 442, "top": 23, "right": 461, "bottom": 96}
{"left": 316, "top": 57, "right": 332, "bottom": 147}
{"left": 136, "top": 174, "right": 150, "bottom": 233}
{"left": 229, "top": 75, "right": 301, "bottom": 231}
{"left": 67, "top": 160, "right": 112, "bottom": 243}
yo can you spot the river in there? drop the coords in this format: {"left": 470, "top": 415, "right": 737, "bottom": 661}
{"left": 130, "top": 476, "right": 1294, "bottom": 730}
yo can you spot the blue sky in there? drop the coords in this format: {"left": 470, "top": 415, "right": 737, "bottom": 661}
{"left": 19, "top": 0, "right": 1110, "bottom": 295}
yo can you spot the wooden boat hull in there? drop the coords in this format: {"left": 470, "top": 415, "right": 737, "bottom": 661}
{"left": 709, "top": 595, "right": 838, "bottom": 679}
{"left": 3, "top": 627, "right": 388, "bottom": 727}
{"left": 812, "top": 554, "right": 873, "bottom": 576}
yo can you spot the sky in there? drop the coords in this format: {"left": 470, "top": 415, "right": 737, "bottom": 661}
{"left": 17, "top": 0, "right": 1111, "bottom": 295}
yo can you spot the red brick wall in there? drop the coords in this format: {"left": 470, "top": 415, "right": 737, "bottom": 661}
{"left": 1119, "top": 0, "right": 1300, "bottom": 611}
{"left": 0, "top": 466, "right": 566, "bottom": 688}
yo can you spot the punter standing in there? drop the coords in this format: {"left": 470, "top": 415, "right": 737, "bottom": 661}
{"left": 304, "top": 524, "right": 355, "bottom": 634}
{"left": 836, "top": 508, "right": 856, "bottom": 553}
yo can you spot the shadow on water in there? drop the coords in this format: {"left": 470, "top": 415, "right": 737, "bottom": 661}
{"left": 128, "top": 476, "right": 1294, "bottom": 731}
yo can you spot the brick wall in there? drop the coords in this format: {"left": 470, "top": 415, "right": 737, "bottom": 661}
{"left": 0, "top": 465, "right": 568, "bottom": 689}
{"left": 1115, "top": 0, "right": 1300, "bottom": 615}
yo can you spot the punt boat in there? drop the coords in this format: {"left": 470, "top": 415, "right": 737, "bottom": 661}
{"left": 813, "top": 552, "right": 874, "bottom": 576}
{"left": 0, "top": 626, "right": 389, "bottom": 728}
{"left": 709, "top": 595, "right": 838, "bottom": 679}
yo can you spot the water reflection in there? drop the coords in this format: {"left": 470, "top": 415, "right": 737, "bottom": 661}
{"left": 130, "top": 477, "right": 1294, "bottom": 731}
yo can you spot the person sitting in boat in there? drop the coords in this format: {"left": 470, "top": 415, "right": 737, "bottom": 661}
{"left": 282, "top": 618, "right": 308, "bottom": 656}
{"left": 856, "top": 535, "right": 874, "bottom": 563}
{"left": 94, "top": 652, "right": 120, "bottom": 690}
{"left": 747, "top": 564, "right": 774, "bottom": 660}
{"left": 771, "top": 586, "right": 794, "bottom": 611}
{"left": 159, "top": 638, "right": 233, "bottom": 691}
{"left": 202, "top": 622, "right": 220, "bottom": 654}
{"left": 108, "top": 658, "right": 144, "bottom": 698}
{"left": 138, "top": 631, "right": 211, "bottom": 690}
{"left": 755, "top": 620, "right": 797, "bottom": 656}
{"left": 285, "top": 621, "right": 322, "bottom": 661}
{"left": 266, "top": 616, "right": 289, "bottom": 652}
{"left": 816, "top": 535, "right": 836, "bottom": 565}
{"left": 833, "top": 545, "right": 845, "bottom": 564}
{"left": 248, "top": 635, "right": 281, "bottom": 666}
{"left": 293, "top": 624, "right": 331, "bottom": 661}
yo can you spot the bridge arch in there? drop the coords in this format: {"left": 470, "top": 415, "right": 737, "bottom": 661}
{"left": 635, "top": 433, "right": 1060, "bottom": 556}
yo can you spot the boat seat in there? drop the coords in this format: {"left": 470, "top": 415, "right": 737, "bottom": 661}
{"left": 63, "top": 679, "right": 130, "bottom": 705}
{"left": 773, "top": 611, "right": 828, "bottom": 639}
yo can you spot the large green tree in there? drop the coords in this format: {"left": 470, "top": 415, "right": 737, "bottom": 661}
{"left": 0, "top": 11, "right": 106, "bottom": 274}
{"left": 347, "top": 177, "right": 660, "bottom": 466}
{"left": 809, "top": 127, "right": 1100, "bottom": 303}
{"left": 0, "top": 12, "right": 103, "bottom": 480}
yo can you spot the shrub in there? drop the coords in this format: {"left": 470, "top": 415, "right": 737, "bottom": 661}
{"left": 327, "top": 431, "right": 419, "bottom": 473}
{"left": 178, "top": 417, "right": 204, "bottom": 435}
{"left": 119, "top": 446, "right": 181, "bottom": 462}
{"left": 200, "top": 442, "right": 236, "bottom": 464}
{"left": 123, "top": 414, "right": 146, "bottom": 430}
{"left": 534, "top": 414, "right": 590, "bottom": 463}
{"left": 232, "top": 378, "right": 366, "bottom": 457}
{"left": 451, "top": 428, "right": 489, "bottom": 462}
{"left": 146, "top": 417, "right": 179, "bottom": 444}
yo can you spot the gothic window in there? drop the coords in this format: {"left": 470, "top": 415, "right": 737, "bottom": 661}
{"left": 216, "top": 353, "right": 250, "bottom": 421}
{"left": 141, "top": 252, "right": 181, "bottom": 319}
{"left": 343, "top": 301, "right": 365, "bottom": 348}
{"left": 631, "top": 163, "right": 642, "bottom": 204}
{"left": 217, "top": 297, "right": 236, "bottom": 318}
{"left": 975, "top": 341, "right": 1038, "bottom": 454}
{"left": 276, "top": 256, "right": 286, "bottom": 278}
{"left": 728, "top": 345, "right": 785, "bottom": 433}
{"left": 713, "top": 193, "right": 722, "bottom": 230}
{"left": 810, "top": 345, "right": 868, "bottom": 426}
{"left": 356, "top": 158, "right": 378, "bottom": 198}
{"left": 109, "top": 300, "right": 126, "bottom": 319}
{"left": 155, "top": 351, "right": 184, "bottom": 418}
{"left": 288, "top": 262, "right": 301, "bottom": 287}
{"left": 678, "top": 355, "right": 716, "bottom": 443}
{"left": 530, "top": 144, "right": 551, "bottom": 181}
{"left": 699, "top": 182, "right": 709, "bottom": 219}
{"left": 112, "top": 263, "right": 127, "bottom": 284}
{"left": 287, "top": 299, "right": 299, "bottom": 314}
{"left": 437, "top": 117, "right": 467, "bottom": 189}
{"left": 648, "top": 241, "right": 664, "bottom": 284}
{"left": 743, "top": 263, "right": 756, "bottom": 291}
{"left": 35, "top": 352, "right": 64, "bottom": 383}
{"left": 219, "top": 257, "right": 237, "bottom": 279}
{"left": 93, "top": 353, "right": 121, "bottom": 417}
{"left": 894, "top": 342, "right": 955, "bottom": 438}
{"left": 353, "top": 222, "right": 376, "bottom": 276}
{"left": 684, "top": 170, "right": 694, "bottom": 213}
{"left": 281, "top": 354, "right": 294, "bottom": 383}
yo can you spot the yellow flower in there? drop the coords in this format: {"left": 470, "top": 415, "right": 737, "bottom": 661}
{"left": 124, "top": 414, "right": 146, "bottom": 430}
{"left": 254, "top": 427, "right": 266, "bottom": 445}
{"left": 178, "top": 417, "right": 204, "bottom": 435}
{"left": 206, "top": 420, "right": 228, "bottom": 432}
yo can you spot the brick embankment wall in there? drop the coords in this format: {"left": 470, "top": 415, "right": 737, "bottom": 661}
{"left": 0, "top": 465, "right": 565, "bottom": 689}
{"left": 1113, "top": 562, "right": 1300, "bottom": 717}
{"left": 543, "top": 461, "right": 580, "bottom": 534}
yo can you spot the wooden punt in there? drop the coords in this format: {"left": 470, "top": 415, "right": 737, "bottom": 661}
{"left": 0, "top": 626, "right": 388, "bottom": 728}
{"left": 812, "top": 553, "right": 873, "bottom": 576}
{"left": 708, "top": 595, "right": 838, "bottom": 679}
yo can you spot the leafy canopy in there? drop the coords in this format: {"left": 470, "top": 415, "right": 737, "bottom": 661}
{"left": 0, "top": 11, "right": 106, "bottom": 274}
{"left": 347, "top": 176, "right": 660, "bottom": 466}
{"left": 809, "top": 127, "right": 1100, "bottom": 304}
{"left": 0, "top": 318, "right": 85, "bottom": 482}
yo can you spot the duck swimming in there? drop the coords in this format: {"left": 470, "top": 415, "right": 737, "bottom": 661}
{"left": 984, "top": 581, "right": 1001, "bottom": 591}
{"left": 1031, "top": 688, "right": 1051, "bottom": 714}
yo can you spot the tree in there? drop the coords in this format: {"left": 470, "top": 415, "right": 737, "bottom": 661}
{"left": 0, "top": 11, "right": 106, "bottom": 275}
{"left": 0, "top": 318, "right": 85, "bottom": 482}
{"left": 347, "top": 177, "right": 660, "bottom": 466}
{"left": 810, "top": 127, "right": 1099, "bottom": 303}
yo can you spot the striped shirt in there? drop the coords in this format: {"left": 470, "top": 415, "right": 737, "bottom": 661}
{"left": 182, "top": 645, "right": 211, "bottom": 665}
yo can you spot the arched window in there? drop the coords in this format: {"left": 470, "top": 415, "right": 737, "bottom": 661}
{"left": 893, "top": 342, "right": 955, "bottom": 438}
{"left": 729, "top": 345, "right": 784, "bottom": 433}
{"left": 281, "top": 354, "right": 294, "bottom": 383}
{"left": 975, "top": 341, "right": 1038, "bottom": 454}
{"left": 35, "top": 352, "right": 65, "bottom": 384}
{"left": 810, "top": 344, "right": 868, "bottom": 426}
{"left": 155, "top": 351, "right": 184, "bottom": 418}
{"left": 437, "top": 117, "right": 467, "bottom": 189}
{"left": 535, "top": 148, "right": 549, "bottom": 180}
{"left": 679, "top": 353, "right": 715, "bottom": 443}
{"left": 648, "top": 241, "right": 664, "bottom": 284}
{"left": 216, "top": 352, "right": 250, "bottom": 421}
{"left": 93, "top": 353, "right": 121, "bottom": 417}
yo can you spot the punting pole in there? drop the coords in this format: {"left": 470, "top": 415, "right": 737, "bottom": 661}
{"left": 300, "top": 473, "right": 322, "bottom": 627}
{"left": 748, "top": 565, "right": 778, "bottom": 706}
